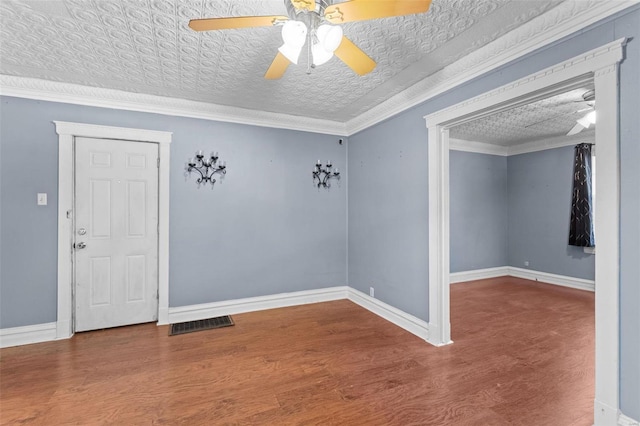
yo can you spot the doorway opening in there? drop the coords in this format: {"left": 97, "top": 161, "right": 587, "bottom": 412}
{"left": 447, "top": 84, "right": 597, "bottom": 422}
{"left": 54, "top": 122, "right": 172, "bottom": 337}
{"left": 424, "top": 38, "right": 626, "bottom": 424}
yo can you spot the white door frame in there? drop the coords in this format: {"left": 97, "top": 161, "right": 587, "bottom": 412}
{"left": 424, "top": 38, "right": 626, "bottom": 425}
{"left": 54, "top": 121, "right": 172, "bottom": 337}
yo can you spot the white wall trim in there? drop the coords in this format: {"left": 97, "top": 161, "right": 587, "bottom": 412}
{"left": 450, "top": 266, "right": 595, "bottom": 292}
{"left": 450, "top": 267, "right": 510, "bottom": 283}
{"left": 507, "top": 132, "right": 596, "bottom": 156}
{"left": 619, "top": 413, "right": 640, "bottom": 426}
{"left": 0, "top": 286, "right": 433, "bottom": 348}
{"left": 449, "top": 139, "right": 508, "bottom": 156}
{"left": 347, "top": 288, "right": 430, "bottom": 343}
{"left": 508, "top": 267, "right": 595, "bottom": 292}
{"left": 594, "top": 400, "right": 621, "bottom": 426}
{"left": 165, "top": 287, "right": 349, "bottom": 325}
{"left": 0, "top": 322, "right": 57, "bottom": 348}
{"left": 450, "top": 132, "right": 597, "bottom": 157}
{"left": 1, "top": 3, "right": 636, "bottom": 137}
{"left": 345, "top": 1, "right": 637, "bottom": 135}
{"left": 424, "top": 38, "right": 625, "bottom": 424}
{"left": 592, "top": 57, "right": 623, "bottom": 426}
{"left": 166, "top": 286, "right": 433, "bottom": 348}
{"left": 0, "top": 75, "right": 347, "bottom": 137}
{"left": 54, "top": 121, "right": 172, "bottom": 339}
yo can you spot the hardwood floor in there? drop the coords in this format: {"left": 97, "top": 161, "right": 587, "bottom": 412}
{"left": 0, "top": 277, "right": 594, "bottom": 425}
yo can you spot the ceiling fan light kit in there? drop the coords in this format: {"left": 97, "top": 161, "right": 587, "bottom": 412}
{"left": 279, "top": 20, "right": 308, "bottom": 64}
{"left": 312, "top": 24, "right": 343, "bottom": 66}
{"left": 188, "top": 0, "right": 432, "bottom": 79}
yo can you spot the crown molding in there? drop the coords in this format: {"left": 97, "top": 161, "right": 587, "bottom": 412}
{"left": 0, "top": 75, "right": 348, "bottom": 137}
{"left": 345, "top": 0, "right": 638, "bottom": 135}
{"left": 0, "top": 2, "right": 636, "bottom": 137}
{"left": 451, "top": 131, "right": 596, "bottom": 157}
{"left": 425, "top": 37, "right": 625, "bottom": 128}
{"left": 449, "top": 138, "right": 509, "bottom": 156}
{"left": 507, "top": 131, "right": 596, "bottom": 156}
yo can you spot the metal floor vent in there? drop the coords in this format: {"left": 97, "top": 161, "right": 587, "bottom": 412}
{"left": 169, "top": 316, "right": 234, "bottom": 336}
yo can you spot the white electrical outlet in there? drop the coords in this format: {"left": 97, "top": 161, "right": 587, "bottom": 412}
{"left": 37, "top": 193, "right": 47, "bottom": 206}
{"left": 524, "top": 261, "right": 529, "bottom": 267}
{"left": 369, "top": 287, "right": 374, "bottom": 298}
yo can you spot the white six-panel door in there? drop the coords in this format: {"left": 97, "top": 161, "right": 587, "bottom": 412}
{"left": 74, "top": 137, "right": 159, "bottom": 332}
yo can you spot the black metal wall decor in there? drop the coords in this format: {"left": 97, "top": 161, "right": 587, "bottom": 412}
{"left": 313, "top": 160, "right": 340, "bottom": 188}
{"left": 187, "top": 150, "right": 226, "bottom": 187}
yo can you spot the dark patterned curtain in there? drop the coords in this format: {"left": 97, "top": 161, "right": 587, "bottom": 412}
{"left": 569, "top": 143, "right": 595, "bottom": 247}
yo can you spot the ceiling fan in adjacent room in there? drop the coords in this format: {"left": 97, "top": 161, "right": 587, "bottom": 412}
{"left": 523, "top": 89, "right": 596, "bottom": 136}
{"left": 188, "top": 0, "right": 432, "bottom": 79}
{"left": 566, "top": 89, "right": 596, "bottom": 136}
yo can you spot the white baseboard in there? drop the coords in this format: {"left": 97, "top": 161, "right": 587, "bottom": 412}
{"left": 157, "top": 307, "right": 169, "bottom": 326}
{"left": 619, "top": 412, "right": 640, "bottom": 426}
{"left": 167, "top": 286, "right": 432, "bottom": 346}
{"left": 508, "top": 267, "right": 595, "bottom": 292}
{"left": 0, "top": 286, "right": 429, "bottom": 348}
{"left": 450, "top": 266, "right": 510, "bottom": 283}
{"left": 2, "top": 271, "right": 593, "bottom": 349}
{"left": 0, "top": 322, "right": 57, "bottom": 348}
{"left": 347, "top": 288, "right": 430, "bottom": 342}
{"left": 166, "top": 286, "right": 349, "bottom": 324}
{"left": 56, "top": 319, "right": 72, "bottom": 340}
{"left": 450, "top": 266, "right": 595, "bottom": 292}
{"left": 594, "top": 399, "right": 621, "bottom": 426}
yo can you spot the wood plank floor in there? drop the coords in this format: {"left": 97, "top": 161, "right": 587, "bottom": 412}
{"left": 0, "top": 277, "right": 594, "bottom": 425}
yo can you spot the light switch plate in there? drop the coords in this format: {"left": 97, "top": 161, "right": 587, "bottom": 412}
{"left": 37, "top": 193, "right": 47, "bottom": 205}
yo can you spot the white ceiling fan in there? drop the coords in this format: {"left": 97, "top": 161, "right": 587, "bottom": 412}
{"left": 523, "top": 89, "right": 596, "bottom": 136}
{"left": 566, "top": 90, "right": 596, "bottom": 136}
{"left": 188, "top": 0, "right": 433, "bottom": 79}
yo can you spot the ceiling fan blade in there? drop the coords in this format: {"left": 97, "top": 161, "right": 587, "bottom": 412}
{"left": 189, "top": 16, "right": 288, "bottom": 31}
{"left": 325, "top": 0, "right": 432, "bottom": 24}
{"left": 334, "top": 36, "right": 376, "bottom": 76}
{"left": 524, "top": 105, "right": 595, "bottom": 129}
{"left": 264, "top": 52, "right": 291, "bottom": 80}
{"left": 567, "top": 122, "right": 586, "bottom": 136}
{"left": 290, "top": 0, "right": 315, "bottom": 11}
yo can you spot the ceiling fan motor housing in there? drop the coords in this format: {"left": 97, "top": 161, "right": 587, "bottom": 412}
{"left": 285, "top": 0, "right": 338, "bottom": 56}
{"left": 287, "top": 0, "right": 334, "bottom": 19}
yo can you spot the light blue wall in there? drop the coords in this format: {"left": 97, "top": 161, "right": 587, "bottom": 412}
{"left": 348, "top": 6, "right": 639, "bottom": 418}
{"left": 507, "top": 146, "right": 595, "bottom": 280}
{"left": 347, "top": 112, "right": 429, "bottom": 318}
{"left": 0, "top": 96, "right": 347, "bottom": 328}
{"left": 450, "top": 147, "right": 594, "bottom": 279}
{"left": 347, "top": 18, "right": 623, "bottom": 321}
{"left": 616, "top": 6, "right": 640, "bottom": 419}
{"left": 450, "top": 151, "right": 507, "bottom": 273}
{"left": 0, "top": 5, "right": 638, "bottom": 419}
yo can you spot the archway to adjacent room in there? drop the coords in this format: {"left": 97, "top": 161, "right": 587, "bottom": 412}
{"left": 424, "top": 38, "right": 626, "bottom": 425}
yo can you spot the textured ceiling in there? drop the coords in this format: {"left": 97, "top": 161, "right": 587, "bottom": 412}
{"left": 450, "top": 86, "right": 596, "bottom": 146}
{"left": 0, "top": 0, "right": 565, "bottom": 123}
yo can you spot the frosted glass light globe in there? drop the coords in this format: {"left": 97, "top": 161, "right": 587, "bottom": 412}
{"left": 281, "top": 20, "right": 307, "bottom": 48}
{"left": 312, "top": 42, "right": 333, "bottom": 66}
{"left": 317, "top": 24, "right": 343, "bottom": 52}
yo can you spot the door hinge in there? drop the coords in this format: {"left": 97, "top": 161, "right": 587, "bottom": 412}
{"left": 157, "top": 157, "right": 160, "bottom": 168}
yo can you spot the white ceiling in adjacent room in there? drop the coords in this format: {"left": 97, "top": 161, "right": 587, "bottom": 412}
{"left": 450, "top": 86, "right": 597, "bottom": 146}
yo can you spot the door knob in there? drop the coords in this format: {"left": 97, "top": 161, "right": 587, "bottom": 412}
{"left": 75, "top": 242, "right": 87, "bottom": 249}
